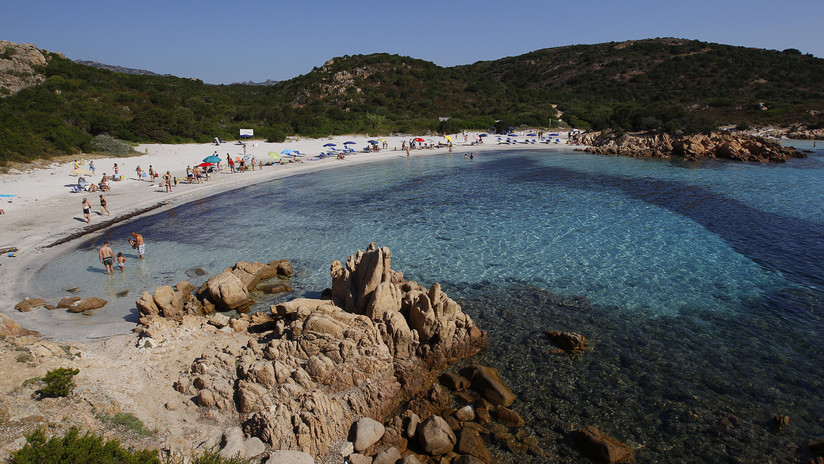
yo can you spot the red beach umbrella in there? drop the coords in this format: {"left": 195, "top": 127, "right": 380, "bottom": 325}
{"left": 413, "top": 137, "right": 425, "bottom": 142}
{"left": 197, "top": 162, "right": 214, "bottom": 167}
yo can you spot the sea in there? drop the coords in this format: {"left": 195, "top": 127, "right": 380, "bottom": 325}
{"left": 30, "top": 140, "right": 824, "bottom": 462}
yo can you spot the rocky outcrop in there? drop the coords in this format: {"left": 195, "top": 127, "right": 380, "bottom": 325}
{"left": 135, "top": 260, "right": 294, "bottom": 322}
{"left": 786, "top": 128, "right": 824, "bottom": 140}
{"left": 166, "top": 244, "right": 487, "bottom": 461}
{"left": 0, "top": 41, "right": 50, "bottom": 97}
{"left": 573, "top": 131, "right": 804, "bottom": 162}
{"left": 0, "top": 313, "right": 39, "bottom": 337}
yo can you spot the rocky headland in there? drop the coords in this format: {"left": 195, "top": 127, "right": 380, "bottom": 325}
{"left": 571, "top": 131, "right": 805, "bottom": 162}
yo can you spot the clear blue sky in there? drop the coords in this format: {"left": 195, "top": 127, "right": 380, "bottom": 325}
{"left": 3, "top": 0, "right": 822, "bottom": 84}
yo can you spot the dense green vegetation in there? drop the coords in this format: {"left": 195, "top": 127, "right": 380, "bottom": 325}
{"left": 11, "top": 427, "right": 252, "bottom": 464}
{"left": 1, "top": 38, "right": 823, "bottom": 164}
{"left": 38, "top": 367, "right": 79, "bottom": 397}
{"left": 12, "top": 427, "right": 160, "bottom": 464}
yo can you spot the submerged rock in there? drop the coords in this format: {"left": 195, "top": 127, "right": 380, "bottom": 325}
{"left": 576, "top": 425, "right": 634, "bottom": 463}
{"left": 546, "top": 330, "right": 587, "bottom": 353}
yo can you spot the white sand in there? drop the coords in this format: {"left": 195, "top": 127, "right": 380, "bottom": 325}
{"left": 0, "top": 132, "right": 568, "bottom": 336}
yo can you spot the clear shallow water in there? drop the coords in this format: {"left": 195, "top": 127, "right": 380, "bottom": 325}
{"left": 33, "top": 147, "right": 824, "bottom": 462}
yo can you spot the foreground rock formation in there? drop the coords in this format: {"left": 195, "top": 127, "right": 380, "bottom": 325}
{"left": 138, "top": 243, "right": 487, "bottom": 461}
{"left": 572, "top": 131, "right": 804, "bottom": 162}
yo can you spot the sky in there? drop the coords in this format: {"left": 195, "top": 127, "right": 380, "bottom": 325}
{"left": 3, "top": 0, "right": 823, "bottom": 85}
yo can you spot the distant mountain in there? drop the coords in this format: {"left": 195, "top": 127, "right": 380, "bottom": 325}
{"left": 232, "top": 79, "right": 280, "bottom": 86}
{"left": 73, "top": 60, "right": 171, "bottom": 77}
{"left": 1, "top": 38, "right": 823, "bottom": 163}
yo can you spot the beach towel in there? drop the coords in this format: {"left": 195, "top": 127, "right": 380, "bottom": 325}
{"left": 0, "top": 194, "right": 15, "bottom": 197}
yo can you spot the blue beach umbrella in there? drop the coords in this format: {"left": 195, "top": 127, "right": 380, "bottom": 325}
{"left": 367, "top": 140, "right": 379, "bottom": 145}
{"left": 323, "top": 143, "right": 336, "bottom": 147}
{"left": 343, "top": 141, "right": 356, "bottom": 145}
{"left": 280, "top": 149, "right": 294, "bottom": 155}
{"left": 478, "top": 133, "right": 488, "bottom": 137}
{"left": 203, "top": 155, "right": 221, "bottom": 163}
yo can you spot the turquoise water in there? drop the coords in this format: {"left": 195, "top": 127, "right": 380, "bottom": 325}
{"left": 32, "top": 146, "right": 824, "bottom": 462}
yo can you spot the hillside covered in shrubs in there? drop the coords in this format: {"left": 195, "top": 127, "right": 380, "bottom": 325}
{"left": 1, "top": 38, "right": 823, "bottom": 163}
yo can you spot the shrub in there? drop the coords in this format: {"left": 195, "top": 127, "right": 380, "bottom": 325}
{"left": 12, "top": 427, "right": 161, "bottom": 464}
{"left": 39, "top": 367, "right": 79, "bottom": 397}
{"left": 96, "top": 412, "right": 153, "bottom": 437}
{"left": 90, "top": 134, "right": 133, "bottom": 156}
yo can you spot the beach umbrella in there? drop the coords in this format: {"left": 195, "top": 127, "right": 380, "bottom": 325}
{"left": 343, "top": 141, "right": 356, "bottom": 145}
{"left": 197, "top": 162, "right": 214, "bottom": 168}
{"left": 444, "top": 135, "right": 454, "bottom": 142}
{"left": 203, "top": 155, "right": 221, "bottom": 163}
{"left": 377, "top": 138, "right": 387, "bottom": 142}
{"left": 280, "top": 149, "right": 294, "bottom": 155}
{"left": 323, "top": 143, "right": 336, "bottom": 147}
{"left": 268, "top": 151, "right": 280, "bottom": 160}
{"left": 70, "top": 168, "right": 91, "bottom": 176}
{"left": 367, "top": 139, "right": 378, "bottom": 144}
{"left": 527, "top": 133, "right": 537, "bottom": 136}
{"left": 413, "top": 137, "right": 425, "bottom": 142}
{"left": 478, "top": 133, "right": 488, "bottom": 137}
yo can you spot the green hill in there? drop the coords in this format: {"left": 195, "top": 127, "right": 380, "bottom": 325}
{"left": 1, "top": 38, "right": 823, "bottom": 164}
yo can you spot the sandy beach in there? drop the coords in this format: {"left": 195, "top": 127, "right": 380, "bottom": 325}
{"left": 0, "top": 133, "right": 558, "bottom": 337}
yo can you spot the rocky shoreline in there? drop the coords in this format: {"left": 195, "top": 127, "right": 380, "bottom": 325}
{"left": 571, "top": 131, "right": 805, "bottom": 162}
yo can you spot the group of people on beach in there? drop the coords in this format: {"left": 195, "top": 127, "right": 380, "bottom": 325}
{"left": 97, "top": 232, "right": 143, "bottom": 274}
{"left": 81, "top": 195, "right": 110, "bottom": 223}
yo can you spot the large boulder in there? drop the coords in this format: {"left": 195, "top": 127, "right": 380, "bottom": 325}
{"left": 576, "top": 426, "right": 634, "bottom": 463}
{"left": 68, "top": 297, "right": 107, "bottom": 313}
{"left": 467, "top": 365, "right": 515, "bottom": 406}
{"left": 153, "top": 283, "right": 189, "bottom": 318}
{"left": 417, "top": 415, "right": 456, "bottom": 455}
{"left": 205, "top": 271, "right": 250, "bottom": 311}
{"left": 136, "top": 292, "right": 159, "bottom": 316}
{"left": 456, "top": 427, "right": 492, "bottom": 462}
{"left": 353, "top": 417, "right": 385, "bottom": 452}
{"left": 231, "top": 262, "right": 277, "bottom": 290}
{"left": 14, "top": 298, "right": 47, "bottom": 312}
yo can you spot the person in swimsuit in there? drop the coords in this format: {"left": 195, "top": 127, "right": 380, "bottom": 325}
{"left": 82, "top": 198, "right": 91, "bottom": 223}
{"left": 99, "top": 194, "right": 110, "bottom": 216}
{"left": 131, "top": 232, "right": 145, "bottom": 259}
{"left": 99, "top": 241, "right": 114, "bottom": 274}
{"left": 116, "top": 252, "right": 125, "bottom": 271}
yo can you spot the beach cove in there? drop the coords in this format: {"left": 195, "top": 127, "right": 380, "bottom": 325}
{"left": 2, "top": 136, "right": 824, "bottom": 462}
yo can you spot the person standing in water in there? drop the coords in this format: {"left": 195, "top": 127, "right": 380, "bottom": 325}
{"left": 99, "top": 241, "right": 114, "bottom": 274}
{"left": 130, "top": 232, "right": 145, "bottom": 259}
